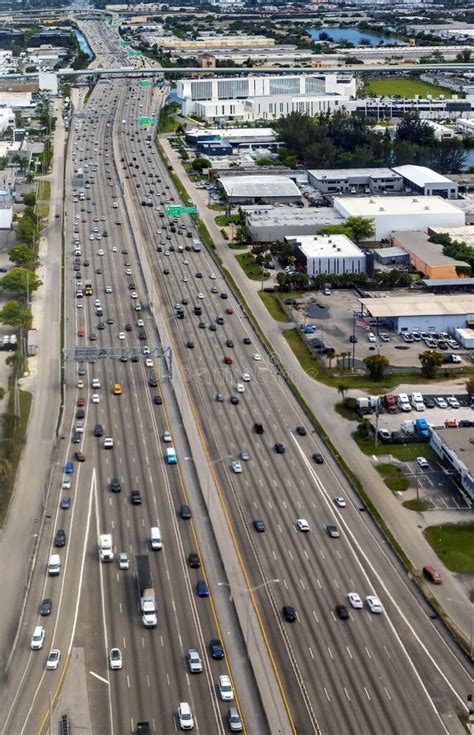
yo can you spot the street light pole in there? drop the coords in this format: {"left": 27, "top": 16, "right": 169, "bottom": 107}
{"left": 25, "top": 533, "right": 39, "bottom": 588}
{"left": 218, "top": 578, "right": 280, "bottom": 650}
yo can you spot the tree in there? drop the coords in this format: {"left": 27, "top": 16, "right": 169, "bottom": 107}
{"left": 0, "top": 268, "right": 42, "bottom": 296}
{"left": 15, "top": 212, "right": 38, "bottom": 246}
{"left": 179, "top": 149, "right": 189, "bottom": 161}
{"left": 344, "top": 216, "right": 375, "bottom": 242}
{"left": 0, "top": 300, "right": 32, "bottom": 328}
{"left": 363, "top": 354, "right": 390, "bottom": 381}
{"left": 337, "top": 382, "right": 349, "bottom": 399}
{"left": 191, "top": 157, "right": 211, "bottom": 172}
{"left": 418, "top": 350, "right": 443, "bottom": 379}
{"left": 395, "top": 113, "right": 436, "bottom": 147}
{"left": 456, "top": 48, "right": 471, "bottom": 63}
{"left": 356, "top": 419, "right": 372, "bottom": 439}
{"left": 235, "top": 225, "right": 250, "bottom": 245}
{"left": 9, "top": 244, "right": 37, "bottom": 268}
{"left": 22, "top": 192, "right": 36, "bottom": 207}
{"left": 466, "top": 377, "right": 474, "bottom": 398}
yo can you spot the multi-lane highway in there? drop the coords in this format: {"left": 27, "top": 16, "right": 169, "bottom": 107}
{"left": 1, "top": 19, "right": 471, "bottom": 735}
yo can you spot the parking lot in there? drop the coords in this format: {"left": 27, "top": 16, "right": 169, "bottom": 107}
{"left": 288, "top": 289, "right": 472, "bottom": 369}
{"left": 402, "top": 458, "right": 472, "bottom": 511}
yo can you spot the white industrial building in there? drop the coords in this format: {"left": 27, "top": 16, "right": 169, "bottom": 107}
{"left": 288, "top": 233, "right": 366, "bottom": 278}
{"left": 334, "top": 196, "right": 465, "bottom": 241}
{"left": 456, "top": 118, "right": 474, "bottom": 136}
{"left": 0, "top": 107, "right": 14, "bottom": 132}
{"left": 392, "top": 165, "right": 458, "bottom": 199}
{"left": 359, "top": 294, "right": 474, "bottom": 334}
{"left": 243, "top": 205, "right": 344, "bottom": 242}
{"left": 218, "top": 175, "right": 301, "bottom": 205}
{"left": 177, "top": 73, "right": 356, "bottom": 123}
{"left": 0, "top": 92, "right": 34, "bottom": 109}
{"left": 0, "top": 201, "right": 12, "bottom": 229}
{"left": 430, "top": 428, "right": 474, "bottom": 501}
{"left": 308, "top": 167, "right": 403, "bottom": 195}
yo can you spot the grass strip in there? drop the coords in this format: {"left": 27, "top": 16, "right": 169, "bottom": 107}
{"left": 424, "top": 523, "right": 474, "bottom": 573}
{"left": 258, "top": 292, "right": 289, "bottom": 323}
{"left": 236, "top": 253, "right": 262, "bottom": 281}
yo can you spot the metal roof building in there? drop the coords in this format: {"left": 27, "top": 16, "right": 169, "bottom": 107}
{"left": 242, "top": 205, "right": 343, "bottom": 242}
{"left": 391, "top": 230, "right": 469, "bottom": 279}
{"left": 359, "top": 294, "right": 474, "bottom": 333}
{"left": 430, "top": 428, "right": 474, "bottom": 500}
{"left": 392, "top": 165, "right": 458, "bottom": 199}
{"left": 308, "top": 167, "right": 402, "bottom": 195}
{"left": 218, "top": 175, "right": 302, "bottom": 205}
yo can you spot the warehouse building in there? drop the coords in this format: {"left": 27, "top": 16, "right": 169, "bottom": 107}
{"left": 392, "top": 165, "right": 458, "bottom": 200}
{"left": 288, "top": 234, "right": 366, "bottom": 278}
{"left": 308, "top": 167, "right": 403, "bottom": 195}
{"left": 334, "top": 196, "right": 465, "bottom": 241}
{"left": 390, "top": 231, "right": 470, "bottom": 279}
{"left": 243, "top": 205, "right": 343, "bottom": 242}
{"left": 359, "top": 294, "right": 474, "bottom": 334}
{"left": 373, "top": 246, "right": 410, "bottom": 266}
{"left": 430, "top": 428, "right": 474, "bottom": 501}
{"left": 218, "top": 175, "right": 301, "bottom": 205}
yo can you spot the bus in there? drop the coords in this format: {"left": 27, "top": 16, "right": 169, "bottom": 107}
{"left": 84, "top": 282, "right": 93, "bottom": 296}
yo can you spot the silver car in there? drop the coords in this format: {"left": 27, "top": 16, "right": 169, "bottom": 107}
{"left": 186, "top": 648, "right": 203, "bottom": 674}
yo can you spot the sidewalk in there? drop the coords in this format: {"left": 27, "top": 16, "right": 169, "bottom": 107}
{"left": 161, "top": 137, "right": 474, "bottom": 648}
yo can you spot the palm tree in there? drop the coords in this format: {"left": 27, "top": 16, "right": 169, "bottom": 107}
{"left": 337, "top": 383, "right": 349, "bottom": 399}
{"left": 326, "top": 348, "right": 335, "bottom": 369}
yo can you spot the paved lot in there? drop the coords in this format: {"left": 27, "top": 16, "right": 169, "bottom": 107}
{"left": 376, "top": 404, "right": 474, "bottom": 432}
{"left": 403, "top": 459, "right": 472, "bottom": 511}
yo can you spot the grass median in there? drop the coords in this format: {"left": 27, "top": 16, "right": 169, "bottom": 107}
{"left": 259, "top": 292, "right": 289, "bottom": 323}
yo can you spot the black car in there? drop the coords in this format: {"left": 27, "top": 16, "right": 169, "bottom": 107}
{"left": 195, "top": 272, "right": 202, "bottom": 279}
{"left": 180, "top": 504, "right": 192, "bottom": 520}
{"left": 225, "top": 339, "right": 234, "bottom": 348}
{"left": 54, "top": 529, "right": 66, "bottom": 548}
{"left": 216, "top": 316, "right": 224, "bottom": 325}
{"left": 253, "top": 520, "right": 266, "bottom": 533}
{"left": 209, "top": 638, "right": 224, "bottom": 660}
{"left": 94, "top": 424, "right": 104, "bottom": 437}
{"left": 148, "top": 375, "right": 158, "bottom": 387}
{"left": 72, "top": 432, "right": 81, "bottom": 444}
{"left": 153, "top": 395, "right": 162, "bottom": 405}
{"left": 198, "top": 322, "right": 206, "bottom": 329}
{"left": 243, "top": 337, "right": 251, "bottom": 345}
{"left": 163, "top": 268, "right": 169, "bottom": 275}
{"left": 128, "top": 283, "right": 136, "bottom": 290}
{"left": 193, "top": 306, "right": 202, "bottom": 316}
{"left": 107, "top": 317, "right": 114, "bottom": 325}
{"left": 313, "top": 453, "right": 324, "bottom": 464}
{"left": 254, "top": 423, "right": 264, "bottom": 434}
{"left": 111, "top": 478, "right": 121, "bottom": 493}
{"left": 424, "top": 398, "right": 436, "bottom": 408}
{"left": 275, "top": 442, "right": 286, "bottom": 454}
{"left": 89, "top": 333, "right": 97, "bottom": 341}
{"left": 282, "top": 605, "right": 297, "bottom": 622}
{"left": 230, "top": 395, "right": 239, "bottom": 405}
{"left": 40, "top": 598, "right": 52, "bottom": 616}
{"left": 220, "top": 292, "right": 228, "bottom": 299}
{"left": 188, "top": 552, "right": 201, "bottom": 568}
{"left": 296, "top": 426, "right": 307, "bottom": 436}
{"left": 209, "top": 324, "right": 217, "bottom": 332}
{"left": 97, "top": 322, "right": 105, "bottom": 330}
{"left": 186, "top": 341, "right": 194, "bottom": 349}
{"left": 76, "top": 409, "right": 85, "bottom": 419}
{"left": 336, "top": 604, "right": 349, "bottom": 620}
{"left": 138, "top": 330, "right": 147, "bottom": 340}
{"left": 131, "top": 490, "right": 142, "bottom": 505}
{"left": 125, "top": 323, "right": 133, "bottom": 331}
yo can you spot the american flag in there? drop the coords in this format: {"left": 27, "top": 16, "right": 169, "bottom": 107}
{"left": 356, "top": 318, "right": 370, "bottom": 332}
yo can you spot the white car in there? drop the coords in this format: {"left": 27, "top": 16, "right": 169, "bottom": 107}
{"left": 46, "top": 649, "right": 61, "bottom": 670}
{"left": 218, "top": 674, "right": 234, "bottom": 702}
{"left": 130, "top": 292, "right": 138, "bottom": 299}
{"left": 109, "top": 647, "right": 123, "bottom": 670}
{"left": 31, "top": 625, "right": 45, "bottom": 650}
{"left": 163, "top": 431, "right": 172, "bottom": 442}
{"left": 367, "top": 332, "right": 377, "bottom": 343}
{"left": 446, "top": 396, "right": 460, "bottom": 409}
{"left": 77, "top": 380, "right": 84, "bottom": 389}
{"left": 366, "top": 595, "right": 384, "bottom": 614}
{"left": 137, "top": 319, "right": 144, "bottom": 327}
{"left": 112, "top": 246, "right": 117, "bottom": 253}
{"left": 197, "top": 292, "right": 204, "bottom": 300}
{"left": 118, "top": 332, "right": 125, "bottom": 340}
{"left": 334, "top": 497, "right": 346, "bottom": 508}
{"left": 347, "top": 592, "right": 363, "bottom": 609}
{"left": 435, "top": 397, "right": 448, "bottom": 409}
{"left": 209, "top": 273, "right": 216, "bottom": 279}
{"left": 231, "top": 461, "right": 242, "bottom": 474}
{"left": 89, "top": 234, "right": 95, "bottom": 241}
{"left": 62, "top": 478, "right": 71, "bottom": 490}
{"left": 296, "top": 518, "right": 310, "bottom": 532}
{"left": 125, "top": 268, "right": 132, "bottom": 276}
{"left": 253, "top": 353, "right": 262, "bottom": 361}
{"left": 183, "top": 259, "right": 189, "bottom": 265}
{"left": 118, "top": 553, "right": 129, "bottom": 570}
{"left": 241, "top": 372, "right": 251, "bottom": 382}
{"left": 104, "top": 437, "right": 114, "bottom": 449}
{"left": 177, "top": 702, "right": 194, "bottom": 730}
{"left": 105, "top": 286, "right": 112, "bottom": 294}
{"left": 182, "top": 276, "right": 189, "bottom": 283}
{"left": 145, "top": 358, "right": 154, "bottom": 368}
{"left": 91, "top": 378, "right": 101, "bottom": 389}
{"left": 97, "top": 249, "right": 104, "bottom": 256}
{"left": 236, "top": 383, "right": 245, "bottom": 393}
{"left": 186, "top": 648, "right": 203, "bottom": 674}
{"left": 143, "top": 346, "right": 151, "bottom": 355}
{"left": 92, "top": 393, "right": 100, "bottom": 404}
{"left": 76, "top": 302, "right": 83, "bottom": 309}
{"left": 417, "top": 456, "right": 429, "bottom": 469}
{"left": 96, "top": 233, "right": 102, "bottom": 240}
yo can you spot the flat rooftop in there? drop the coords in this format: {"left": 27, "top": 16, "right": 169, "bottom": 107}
{"left": 392, "top": 164, "right": 454, "bottom": 187}
{"left": 289, "top": 233, "right": 362, "bottom": 259}
{"left": 309, "top": 167, "right": 398, "bottom": 180}
{"left": 218, "top": 175, "right": 301, "bottom": 199}
{"left": 392, "top": 230, "right": 468, "bottom": 268}
{"left": 434, "top": 428, "right": 474, "bottom": 476}
{"left": 431, "top": 225, "right": 474, "bottom": 247}
{"left": 360, "top": 294, "right": 474, "bottom": 319}
{"left": 244, "top": 205, "right": 343, "bottom": 227}
{"left": 187, "top": 127, "right": 277, "bottom": 141}
{"left": 335, "top": 195, "right": 464, "bottom": 216}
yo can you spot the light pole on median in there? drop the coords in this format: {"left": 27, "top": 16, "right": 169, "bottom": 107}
{"left": 218, "top": 578, "right": 281, "bottom": 650}
{"left": 184, "top": 453, "right": 233, "bottom": 508}
{"left": 25, "top": 533, "right": 39, "bottom": 588}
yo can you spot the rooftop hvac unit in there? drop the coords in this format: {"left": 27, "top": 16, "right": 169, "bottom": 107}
{"left": 379, "top": 207, "right": 385, "bottom": 211}
{"left": 424, "top": 206, "right": 430, "bottom": 210}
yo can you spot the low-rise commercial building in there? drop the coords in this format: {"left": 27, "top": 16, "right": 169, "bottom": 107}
{"left": 390, "top": 231, "right": 470, "bottom": 279}
{"left": 334, "top": 196, "right": 465, "bottom": 241}
{"left": 359, "top": 294, "right": 474, "bottom": 334}
{"left": 430, "top": 428, "right": 474, "bottom": 501}
{"left": 308, "top": 167, "right": 403, "bottom": 195}
{"left": 243, "top": 205, "right": 343, "bottom": 242}
{"left": 373, "top": 246, "right": 410, "bottom": 266}
{"left": 349, "top": 95, "right": 472, "bottom": 121}
{"left": 392, "top": 165, "right": 458, "bottom": 200}
{"left": 218, "top": 175, "right": 301, "bottom": 205}
{"left": 289, "top": 233, "right": 366, "bottom": 278}
{"left": 186, "top": 127, "right": 278, "bottom": 150}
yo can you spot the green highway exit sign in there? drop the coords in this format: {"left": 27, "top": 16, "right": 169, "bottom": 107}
{"left": 140, "top": 80, "right": 152, "bottom": 87}
{"left": 166, "top": 205, "right": 197, "bottom": 216}
{"left": 138, "top": 116, "right": 158, "bottom": 125}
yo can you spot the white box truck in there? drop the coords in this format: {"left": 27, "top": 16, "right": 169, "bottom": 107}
{"left": 98, "top": 533, "right": 113, "bottom": 562}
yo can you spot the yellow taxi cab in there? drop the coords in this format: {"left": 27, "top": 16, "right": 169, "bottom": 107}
{"left": 113, "top": 383, "right": 122, "bottom": 395}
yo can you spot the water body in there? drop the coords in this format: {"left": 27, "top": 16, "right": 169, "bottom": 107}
{"left": 74, "top": 29, "right": 93, "bottom": 59}
{"left": 308, "top": 27, "right": 403, "bottom": 46}
{"left": 464, "top": 148, "right": 474, "bottom": 170}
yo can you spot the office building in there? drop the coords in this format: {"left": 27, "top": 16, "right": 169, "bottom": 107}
{"left": 392, "top": 165, "right": 458, "bottom": 199}
{"left": 308, "top": 167, "right": 403, "bottom": 195}
{"left": 289, "top": 233, "right": 366, "bottom": 277}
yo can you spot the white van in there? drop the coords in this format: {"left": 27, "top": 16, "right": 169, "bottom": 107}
{"left": 411, "top": 392, "right": 424, "bottom": 411}
{"left": 397, "top": 393, "right": 411, "bottom": 411}
{"left": 150, "top": 527, "right": 162, "bottom": 551}
{"left": 48, "top": 554, "right": 61, "bottom": 576}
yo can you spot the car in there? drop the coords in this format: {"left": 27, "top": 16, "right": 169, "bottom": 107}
{"left": 153, "top": 394, "right": 162, "bottom": 406}
{"left": 296, "top": 426, "right": 307, "bottom": 436}
{"left": 92, "top": 393, "right": 100, "bottom": 404}
{"left": 253, "top": 519, "right": 266, "bottom": 532}
{"left": 282, "top": 605, "right": 296, "bottom": 622}
{"left": 218, "top": 674, "right": 234, "bottom": 702}
{"left": 62, "top": 476, "right": 71, "bottom": 489}
{"left": 435, "top": 396, "right": 448, "bottom": 409}
{"left": 326, "top": 525, "right": 340, "bottom": 538}
{"left": 118, "top": 332, "right": 125, "bottom": 340}
{"left": 446, "top": 396, "right": 460, "bottom": 409}
{"left": 77, "top": 328, "right": 85, "bottom": 337}
{"left": 97, "top": 322, "right": 105, "bottom": 331}
{"left": 224, "top": 356, "right": 233, "bottom": 365}
{"left": 209, "top": 638, "right": 224, "bottom": 660}
{"left": 240, "top": 450, "right": 250, "bottom": 461}
{"left": 241, "top": 372, "right": 251, "bottom": 382}
{"left": 104, "top": 437, "right": 114, "bottom": 449}
{"left": 231, "top": 461, "right": 242, "bottom": 474}
{"left": 40, "top": 598, "right": 52, "bottom": 616}
{"left": 349, "top": 335, "right": 358, "bottom": 344}
{"left": 227, "top": 707, "right": 243, "bottom": 733}
{"left": 347, "top": 592, "right": 363, "bottom": 609}
{"left": 186, "top": 648, "right": 203, "bottom": 674}
{"left": 367, "top": 332, "right": 377, "bottom": 343}
{"left": 254, "top": 422, "right": 264, "bottom": 434}
{"left": 60, "top": 496, "right": 71, "bottom": 510}
{"left": 92, "top": 378, "right": 101, "bottom": 389}
{"left": 424, "top": 397, "right": 436, "bottom": 409}
{"left": 125, "top": 323, "right": 133, "bottom": 332}
{"left": 379, "top": 333, "right": 390, "bottom": 342}
{"left": 336, "top": 605, "right": 349, "bottom": 620}
{"left": 46, "top": 649, "right": 61, "bottom": 670}
{"left": 75, "top": 451, "right": 85, "bottom": 462}
{"left": 187, "top": 341, "right": 194, "bottom": 349}
{"left": 366, "top": 595, "right": 384, "bottom": 614}
{"left": 296, "top": 518, "right": 310, "bottom": 532}
{"left": 31, "top": 625, "right": 45, "bottom": 650}
{"left": 54, "top": 529, "right": 66, "bottom": 548}
{"left": 118, "top": 553, "right": 129, "bottom": 570}
{"left": 230, "top": 395, "right": 239, "bottom": 405}
{"left": 274, "top": 442, "right": 285, "bottom": 454}
{"left": 226, "top": 307, "right": 234, "bottom": 315}
{"left": 225, "top": 339, "right": 234, "bottom": 348}
{"left": 180, "top": 504, "right": 192, "bottom": 520}
{"left": 189, "top": 552, "right": 201, "bottom": 569}
{"left": 334, "top": 496, "right": 346, "bottom": 508}
{"left": 253, "top": 353, "right": 262, "bottom": 361}
{"left": 313, "top": 453, "right": 324, "bottom": 464}
{"left": 94, "top": 424, "right": 103, "bottom": 437}
{"left": 177, "top": 702, "right": 194, "bottom": 731}
{"left": 243, "top": 337, "right": 251, "bottom": 345}
{"left": 236, "top": 383, "right": 245, "bottom": 393}
{"left": 196, "top": 579, "right": 208, "bottom": 596}
{"left": 131, "top": 490, "right": 142, "bottom": 505}
{"left": 162, "top": 430, "right": 172, "bottom": 442}
{"left": 111, "top": 478, "right": 121, "bottom": 493}
{"left": 417, "top": 456, "right": 429, "bottom": 469}
{"left": 109, "top": 647, "right": 123, "bottom": 670}
{"left": 76, "top": 407, "right": 85, "bottom": 419}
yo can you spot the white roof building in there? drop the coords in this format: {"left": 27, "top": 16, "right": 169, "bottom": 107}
{"left": 392, "top": 165, "right": 458, "bottom": 199}
{"left": 334, "top": 195, "right": 465, "bottom": 240}
{"left": 360, "top": 294, "right": 474, "bottom": 334}
{"left": 287, "top": 233, "right": 366, "bottom": 277}
{"left": 218, "top": 175, "right": 301, "bottom": 204}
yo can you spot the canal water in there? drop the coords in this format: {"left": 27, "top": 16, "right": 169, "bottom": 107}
{"left": 308, "top": 27, "right": 403, "bottom": 46}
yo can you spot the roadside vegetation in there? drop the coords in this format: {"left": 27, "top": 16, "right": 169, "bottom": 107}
{"left": 424, "top": 524, "right": 474, "bottom": 573}
{"left": 258, "top": 292, "right": 290, "bottom": 323}
{"left": 376, "top": 463, "right": 409, "bottom": 492}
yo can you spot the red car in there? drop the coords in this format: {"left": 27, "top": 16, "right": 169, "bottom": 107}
{"left": 77, "top": 328, "right": 85, "bottom": 337}
{"left": 75, "top": 451, "right": 86, "bottom": 462}
{"left": 225, "top": 307, "right": 234, "bottom": 315}
{"left": 77, "top": 397, "right": 85, "bottom": 407}
{"left": 224, "top": 356, "right": 233, "bottom": 365}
